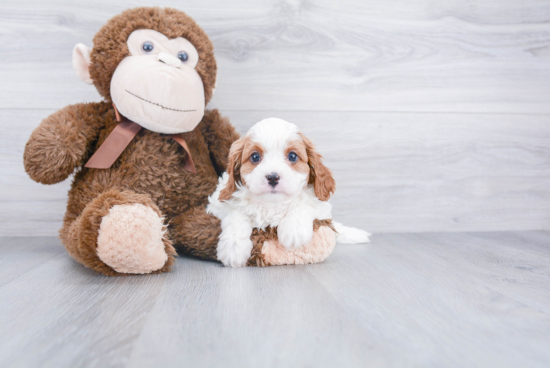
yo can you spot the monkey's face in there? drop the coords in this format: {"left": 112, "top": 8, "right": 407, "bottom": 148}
{"left": 73, "top": 8, "right": 217, "bottom": 132}
{"left": 107, "top": 29, "right": 205, "bottom": 134}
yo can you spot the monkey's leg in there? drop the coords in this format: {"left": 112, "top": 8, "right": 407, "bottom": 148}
{"left": 170, "top": 210, "right": 336, "bottom": 267}
{"left": 60, "top": 189, "right": 176, "bottom": 276}
{"left": 170, "top": 206, "right": 221, "bottom": 262}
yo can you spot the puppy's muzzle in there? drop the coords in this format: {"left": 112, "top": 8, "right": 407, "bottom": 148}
{"left": 266, "top": 173, "right": 280, "bottom": 188}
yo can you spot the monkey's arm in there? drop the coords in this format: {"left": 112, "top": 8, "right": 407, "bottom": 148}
{"left": 24, "top": 102, "right": 108, "bottom": 184}
{"left": 199, "top": 109, "right": 240, "bottom": 176}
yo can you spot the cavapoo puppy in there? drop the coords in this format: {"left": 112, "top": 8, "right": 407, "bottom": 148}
{"left": 207, "top": 118, "right": 370, "bottom": 267}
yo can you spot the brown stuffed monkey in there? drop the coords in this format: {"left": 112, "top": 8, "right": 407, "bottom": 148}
{"left": 23, "top": 7, "right": 337, "bottom": 276}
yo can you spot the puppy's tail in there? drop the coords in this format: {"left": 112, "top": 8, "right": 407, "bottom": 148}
{"left": 333, "top": 222, "right": 371, "bottom": 244}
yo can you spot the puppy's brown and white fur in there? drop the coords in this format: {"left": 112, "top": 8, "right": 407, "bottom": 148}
{"left": 207, "top": 118, "right": 369, "bottom": 267}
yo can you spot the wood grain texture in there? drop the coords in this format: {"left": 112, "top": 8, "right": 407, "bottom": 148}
{"left": 0, "top": 240, "right": 169, "bottom": 368}
{"left": 0, "top": 0, "right": 549, "bottom": 112}
{"left": 1, "top": 0, "right": 549, "bottom": 234}
{"left": 308, "top": 232, "right": 550, "bottom": 368}
{"left": 0, "top": 236, "right": 64, "bottom": 287}
{"left": 0, "top": 232, "right": 549, "bottom": 367}
{"left": 3, "top": 109, "right": 549, "bottom": 235}
{"left": 124, "top": 255, "right": 401, "bottom": 368}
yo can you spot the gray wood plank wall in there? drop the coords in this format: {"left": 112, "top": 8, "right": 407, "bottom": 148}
{"left": 1, "top": 0, "right": 549, "bottom": 235}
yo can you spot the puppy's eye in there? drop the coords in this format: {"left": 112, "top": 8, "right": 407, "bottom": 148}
{"left": 177, "top": 51, "right": 188, "bottom": 62}
{"left": 142, "top": 41, "right": 154, "bottom": 53}
{"left": 251, "top": 152, "right": 261, "bottom": 163}
{"left": 288, "top": 151, "right": 298, "bottom": 163}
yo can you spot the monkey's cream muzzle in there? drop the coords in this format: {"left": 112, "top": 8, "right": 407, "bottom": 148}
{"left": 110, "top": 38, "right": 205, "bottom": 134}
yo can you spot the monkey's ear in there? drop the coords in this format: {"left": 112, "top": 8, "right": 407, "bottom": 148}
{"left": 212, "top": 78, "right": 218, "bottom": 96}
{"left": 72, "top": 44, "right": 93, "bottom": 85}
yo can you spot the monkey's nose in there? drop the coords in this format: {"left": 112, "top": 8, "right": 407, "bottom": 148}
{"left": 266, "top": 173, "right": 280, "bottom": 188}
{"left": 157, "top": 52, "right": 181, "bottom": 68}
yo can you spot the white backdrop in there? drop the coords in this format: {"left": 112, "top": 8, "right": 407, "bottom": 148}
{"left": 1, "top": 0, "right": 550, "bottom": 235}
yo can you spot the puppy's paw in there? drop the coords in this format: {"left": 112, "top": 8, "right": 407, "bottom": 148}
{"left": 217, "top": 234, "right": 253, "bottom": 267}
{"left": 217, "top": 213, "right": 253, "bottom": 267}
{"left": 277, "top": 216, "right": 314, "bottom": 250}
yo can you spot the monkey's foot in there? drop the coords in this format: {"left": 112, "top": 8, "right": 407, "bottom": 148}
{"left": 248, "top": 224, "right": 336, "bottom": 267}
{"left": 97, "top": 203, "right": 169, "bottom": 274}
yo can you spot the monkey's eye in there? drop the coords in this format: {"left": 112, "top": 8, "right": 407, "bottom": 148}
{"left": 142, "top": 41, "right": 154, "bottom": 53}
{"left": 251, "top": 152, "right": 261, "bottom": 163}
{"left": 177, "top": 51, "right": 189, "bottom": 62}
{"left": 288, "top": 151, "right": 298, "bottom": 163}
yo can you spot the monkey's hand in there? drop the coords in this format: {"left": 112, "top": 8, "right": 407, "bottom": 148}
{"left": 24, "top": 102, "right": 107, "bottom": 184}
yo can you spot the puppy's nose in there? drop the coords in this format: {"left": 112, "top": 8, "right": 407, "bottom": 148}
{"left": 266, "top": 173, "right": 280, "bottom": 187}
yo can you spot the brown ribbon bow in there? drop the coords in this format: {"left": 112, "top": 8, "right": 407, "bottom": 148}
{"left": 84, "top": 104, "right": 196, "bottom": 173}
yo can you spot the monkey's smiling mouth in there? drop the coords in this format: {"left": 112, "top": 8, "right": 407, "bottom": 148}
{"left": 125, "top": 90, "right": 196, "bottom": 113}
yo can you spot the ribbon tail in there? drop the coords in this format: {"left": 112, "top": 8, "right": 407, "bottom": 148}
{"left": 84, "top": 121, "right": 142, "bottom": 169}
{"left": 170, "top": 134, "right": 197, "bottom": 174}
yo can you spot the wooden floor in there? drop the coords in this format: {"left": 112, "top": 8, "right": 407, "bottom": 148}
{"left": 1, "top": 232, "right": 549, "bottom": 368}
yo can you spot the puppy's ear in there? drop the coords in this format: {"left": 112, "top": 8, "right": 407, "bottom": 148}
{"left": 219, "top": 137, "right": 246, "bottom": 202}
{"left": 299, "top": 133, "right": 335, "bottom": 201}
